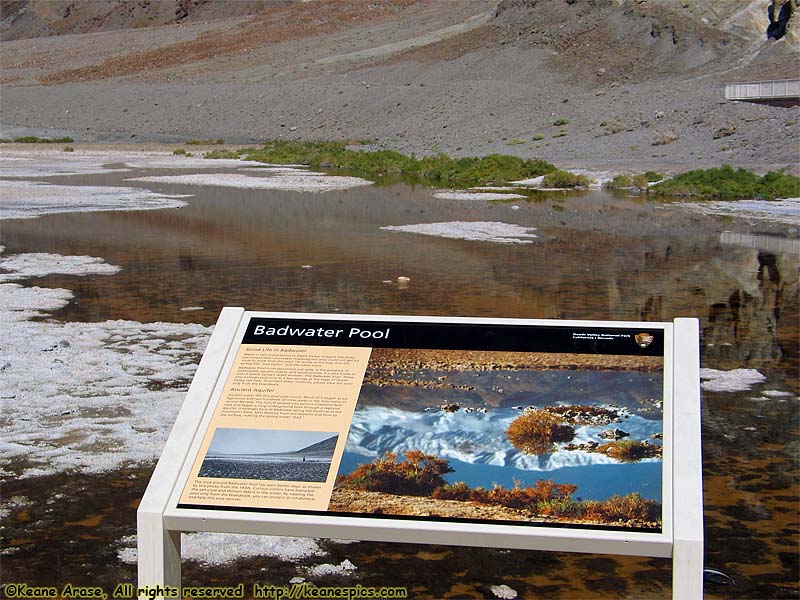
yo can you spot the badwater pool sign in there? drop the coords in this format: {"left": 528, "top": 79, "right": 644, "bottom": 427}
{"left": 138, "top": 309, "right": 703, "bottom": 598}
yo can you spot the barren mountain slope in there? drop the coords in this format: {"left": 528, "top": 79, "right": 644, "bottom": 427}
{"left": 1, "top": 0, "right": 797, "bottom": 171}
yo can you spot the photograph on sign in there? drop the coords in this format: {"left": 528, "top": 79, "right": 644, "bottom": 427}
{"left": 331, "top": 347, "right": 663, "bottom": 532}
{"left": 198, "top": 428, "right": 339, "bottom": 483}
{"left": 177, "top": 317, "right": 666, "bottom": 533}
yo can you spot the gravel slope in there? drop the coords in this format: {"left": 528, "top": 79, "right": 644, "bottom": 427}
{"left": 1, "top": 0, "right": 798, "bottom": 173}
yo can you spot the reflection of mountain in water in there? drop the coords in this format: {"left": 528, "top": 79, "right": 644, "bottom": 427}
{"left": 345, "top": 406, "right": 661, "bottom": 472}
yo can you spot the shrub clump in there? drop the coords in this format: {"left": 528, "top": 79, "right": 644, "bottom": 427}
{"left": 606, "top": 174, "right": 650, "bottom": 190}
{"left": 652, "top": 129, "right": 679, "bottom": 146}
{"left": 541, "top": 170, "right": 590, "bottom": 189}
{"left": 186, "top": 138, "right": 225, "bottom": 145}
{"left": 433, "top": 479, "right": 577, "bottom": 510}
{"left": 237, "top": 141, "right": 557, "bottom": 188}
{"left": 6, "top": 136, "right": 74, "bottom": 143}
{"left": 650, "top": 165, "right": 800, "bottom": 200}
{"left": 581, "top": 493, "right": 660, "bottom": 524}
{"left": 506, "top": 410, "right": 575, "bottom": 455}
{"left": 643, "top": 171, "right": 664, "bottom": 182}
{"left": 433, "top": 480, "right": 658, "bottom": 525}
{"left": 203, "top": 149, "right": 240, "bottom": 159}
{"left": 337, "top": 450, "right": 453, "bottom": 496}
{"left": 595, "top": 440, "right": 662, "bottom": 462}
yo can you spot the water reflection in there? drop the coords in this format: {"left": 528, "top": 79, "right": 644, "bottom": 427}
{"left": 1, "top": 169, "right": 797, "bottom": 598}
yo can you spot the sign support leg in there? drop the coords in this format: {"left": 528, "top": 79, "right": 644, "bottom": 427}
{"left": 137, "top": 511, "right": 181, "bottom": 590}
{"left": 671, "top": 318, "right": 703, "bottom": 599}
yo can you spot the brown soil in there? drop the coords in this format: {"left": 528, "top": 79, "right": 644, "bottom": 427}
{"left": 366, "top": 348, "right": 663, "bottom": 373}
{"left": 328, "top": 488, "right": 661, "bottom": 530}
{"left": 329, "top": 487, "right": 546, "bottom": 522}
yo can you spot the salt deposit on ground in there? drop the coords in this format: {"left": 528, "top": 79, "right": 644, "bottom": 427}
{"left": 0, "top": 252, "right": 120, "bottom": 282}
{"left": 381, "top": 221, "right": 537, "bottom": 244}
{"left": 118, "top": 155, "right": 265, "bottom": 169}
{"left": 129, "top": 172, "right": 372, "bottom": 193}
{"left": 0, "top": 251, "right": 210, "bottom": 478}
{"left": 469, "top": 186, "right": 523, "bottom": 192}
{"left": 434, "top": 191, "right": 526, "bottom": 201}
{"left": 682, "top": 198, "right": 800, "bottom": 225}
{"left": 0, "top": 179, "right": 189, "bottom": 220}
{"left": 0, "top": 149, "right": 263, "bottom": 178}
{"left": 760, "top": 390, "right": 794, "bottom": 398}
{"left": 490, "top": 584, "right": 519, "bottom": 599}
{"left": 2, "top": 282, "right": 75, "bottom": 324}
{"left": 116, "top": 533, "right": 326, "bottom": 566}
{"left": 699, "top": 368, "right": 766, "bottom": 392}
{"left": 513, "top": 170, "right": 609, "bottom": 189}
{"left": 570, "top": 169, "right": 611, "bottom": 188}
{"left": 0, "top": 496, "right": 30, "bottom": 520}
{"left": 306, "top": 559, "right": 358, "bottom": 577}
{"left": 512, "top": 176, "right": 545, "bottom": 186}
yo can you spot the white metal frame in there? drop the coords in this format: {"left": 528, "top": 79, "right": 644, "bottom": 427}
{"left": 138, "top": 311, "right": 702, "bottom": 598}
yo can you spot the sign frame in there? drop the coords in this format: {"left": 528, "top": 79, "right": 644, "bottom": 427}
{"left": 138, "top": 309, "right": 702, "bottom": 597}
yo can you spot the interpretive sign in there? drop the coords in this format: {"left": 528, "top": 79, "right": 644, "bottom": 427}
{"left": 138, "top": 310, "right": 703, "bottom": 598}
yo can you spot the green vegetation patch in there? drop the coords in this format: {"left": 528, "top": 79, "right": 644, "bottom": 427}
{"left": 203, "top": 149, "right": 240, "bottom": 160}
{"left": 542, "top": 170, "right": 590, "bottom": 188}
{"left": 186, "top": 138, "right": 225, "bottom": 145}
{"left": 650, "top": 165, "right": 800, "bottom": 200}
{"left": 236, "top": 141, "right": 557, "bottom": 187}
{"left": 606, "top": 174, "right": 650, "bottom": 190}
{"left": 2, "top": 136, "right": 75, "bottom": 143}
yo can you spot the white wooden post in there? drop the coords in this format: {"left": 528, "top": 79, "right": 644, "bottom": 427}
{"left": 137, "top": 307, "right": 245, "bottom": 592}
{"left": 671, "top": 318, "right": 704, "bottom": 598}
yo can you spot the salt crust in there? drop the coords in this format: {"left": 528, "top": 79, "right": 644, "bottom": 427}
{"left": 682, "top": 198, "right": 800, "bottom": 225}
{"left": 512, "top": 170, "right": 610, "bottom": 189}
{"left": 434, "top": 191, "right": 526, "bottom": 201}
{"left": 699, "top": 368, "right": 766, "bottom": 392}
{"left": 2, "top": 251, "right": 348, "bottom": 566}
{"left": 306, "top": 559, "right": 358, "bottom": 577}
{"left": 469, "top": 186, "right": 521, "bottom": 192}
{"left": 490, "top": 584, "right": 519, "bottom": 599}
{"left": 0, "top": 179, "right": 189, "bottom": 220}
{"left": 0, "top": 495, "right": 30, "bottom": 520}
{"left": 0, "top": 149, "right": 263, "bottom": 178}
{"left": 116, "top": 533, "right": 325, "bottom": 565}
{"left": 0, "top": 253, "right": 120, "bottom": 282}
{"left": 381, "top": 221, "right": 537, "bottom": 244}
{"left": 129, "top": 172, "right": 372, "bottom": 193}
{"left": 0, "top": 250, "right": 211, "bottom": 478}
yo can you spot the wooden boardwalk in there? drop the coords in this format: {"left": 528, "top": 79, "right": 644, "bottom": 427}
{"left": 724, "top": 79, "right": 800, "bottom": 105}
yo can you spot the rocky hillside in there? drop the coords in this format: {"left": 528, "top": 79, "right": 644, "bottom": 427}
{"left": 0, "top": 0, "right": 279, "bottom": 40}
{"left": 1, "top": 0, "right": 797, "bottom": 170}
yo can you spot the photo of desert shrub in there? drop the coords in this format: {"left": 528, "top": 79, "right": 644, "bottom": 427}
{"left": 330, "top": 348, "right": 663, "bottom": 531}
{"left": 199, "top": 428, "right": 338, "bottom": 483}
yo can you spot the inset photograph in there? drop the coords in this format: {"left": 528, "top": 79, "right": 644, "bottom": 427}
{"left": 332, "top": 347, "right": 664, "bottom": 531}
{"left": 199, "top": 428, "right": 338, "bottom": 483}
